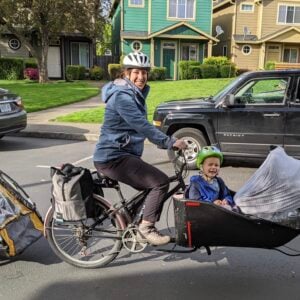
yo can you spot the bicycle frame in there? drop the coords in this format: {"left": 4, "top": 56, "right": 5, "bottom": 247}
{"left": 90, "top": 166, "right": 187, "bottom": 231}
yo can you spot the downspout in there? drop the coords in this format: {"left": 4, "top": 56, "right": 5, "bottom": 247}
{"left": 121, "top": 0, "right": 124, "bottom": 55}
{"left": 231, "top": 0, "right": 237, "bottom": 64}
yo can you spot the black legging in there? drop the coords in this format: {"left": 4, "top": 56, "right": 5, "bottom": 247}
{"left": 94, "top": 155, "right": 169, "bottom": 223}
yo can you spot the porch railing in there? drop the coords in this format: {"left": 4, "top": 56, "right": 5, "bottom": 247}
{"left": 275, "top": 63, "right": 300, "bottom": 70}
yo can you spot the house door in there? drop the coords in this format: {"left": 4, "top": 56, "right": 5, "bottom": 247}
{"left": 162, "top": 41, "right": 176, "bottom": 79}
{"left": 47, "top": 46, "right": 61, "bottom": 78}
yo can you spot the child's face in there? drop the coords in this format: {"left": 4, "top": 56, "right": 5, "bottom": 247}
{"left": 201, "top": 157, "right": 221, "bottom": 180}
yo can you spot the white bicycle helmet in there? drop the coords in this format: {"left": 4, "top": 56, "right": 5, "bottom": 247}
{"left": 123, "top": 52, "right": 151, "bottom": 70}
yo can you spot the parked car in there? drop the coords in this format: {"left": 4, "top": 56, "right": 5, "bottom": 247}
{"left": 152, "top": 69, "right": 300, "bottom": 169}
{"left": 0, "top": 88, "right": 27, "bottom": 139}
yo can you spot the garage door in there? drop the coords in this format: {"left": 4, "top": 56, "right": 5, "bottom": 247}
{"left": 47, "top": 46, "right": 61, "bottom": 78}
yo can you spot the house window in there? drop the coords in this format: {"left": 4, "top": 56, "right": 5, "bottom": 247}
{"left": 223, "top": 45, "right": 228, "bottom": 56}
{"left": 8, "top": 38, "right": 21, "bottom": 50}
{"left": 242, "top": 45, "right": 252, "bottom": 55}
{"left": 241, "top": 3, "right": 254, "bottom": 12}
{"left": 283, "top": 48, "right": 298, "bottom": 63}
{"left": 268, "top": 45, "right": 280, "bottom": 52}
{"left": 71, "top": 42, "right": 90, "bottom": 68}
{"left": 131, "top": 41, "right": 142, "bottom": 51}
{"left": 278, "top": 5, "right": 300, "bottom": 24}
{"left": 181, "top": 44, "right": 198, "bottom": 60}
{"left": 129, "top": 0, "right": 144, "bottom": 7}
{"left": 168, "top": 0, "right": 195, "bottom": 19}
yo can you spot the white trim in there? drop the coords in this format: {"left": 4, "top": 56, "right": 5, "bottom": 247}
{"left": 161, "top": 40, "right": 177, "bottom": 80}
{"left": 242, "top": 44, "right": 252, "bottom": 55}
{"left": 283, "top": 47, "right": 299, "bottom": 63}
{"left": 181, "top": 43, "right": 199, "bottom": 60}
{"left": 240, "top": 3, "right": 254, "bottom": 13}
{"left": 131, "top": 40, "right": 143, "bottom": 51}
{"left": 8, "top": 38, "right": 21, "bottom": 50}
{"left": 128, "top": 0, "right": 144, "bottom": 8}
{"left": 167, "top": 0, "right": 196, "bottom": 21}
{"left": 277, "top": 2, "right": 300, "bottom": 25}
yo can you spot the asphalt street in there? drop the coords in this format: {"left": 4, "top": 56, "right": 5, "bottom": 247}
{"left": 1, "top": 136, "right": 300, "bottom": 300}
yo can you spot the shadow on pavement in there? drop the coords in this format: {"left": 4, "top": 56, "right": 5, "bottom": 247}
{"left": 0, "top": 136, "right": 82, "bottom": 151}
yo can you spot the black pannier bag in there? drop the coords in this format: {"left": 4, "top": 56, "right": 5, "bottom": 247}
{"left": 51, "top": 164, "right": 96, "bottom": 221}
{"left": 173, "top": 195, "right": 300, "bottom": 250}
{"left": 0, "top": 170, "right": 44, "bottom": 257}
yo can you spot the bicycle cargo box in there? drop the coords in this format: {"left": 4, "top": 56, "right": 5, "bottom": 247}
{"left": 173, "top": 196, "right": 300, "bottom": 249}
{"left": 0, "top": 170, "right": 44, "bottom": 257}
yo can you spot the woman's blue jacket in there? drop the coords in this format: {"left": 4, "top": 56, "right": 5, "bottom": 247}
{"left": 93, "top": 78, "right": 175, "bottom": 163}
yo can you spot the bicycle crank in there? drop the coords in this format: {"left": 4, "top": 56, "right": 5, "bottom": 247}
{"left": 122, "top": 227, "right": 147, "bottom": 253}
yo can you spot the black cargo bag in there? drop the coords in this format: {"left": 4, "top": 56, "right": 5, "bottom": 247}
{"left": 51, "top": 164, "right": 96, "bottom": 221}
{"left": 173, "top": 195, "right": 300, "bottom": 250}
{"left": 0, "top": 170, "right": 43, "bottom": 257}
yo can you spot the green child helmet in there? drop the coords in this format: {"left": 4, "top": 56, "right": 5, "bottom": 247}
{"left": 196, "top": 146, "right": 223, "bottom": 169}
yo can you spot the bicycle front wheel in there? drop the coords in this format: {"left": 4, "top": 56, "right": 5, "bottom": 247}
{"left": 45, "top": 197, "right": 125, "bottom": 268}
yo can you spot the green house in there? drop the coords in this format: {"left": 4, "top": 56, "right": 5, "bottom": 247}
{"left": 110, "top": 0, "right": 218, "bottom": 79}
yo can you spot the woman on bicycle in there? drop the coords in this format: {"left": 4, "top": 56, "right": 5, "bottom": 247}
{"left": 93, "top": 52, "right": 187, "bottom": 246}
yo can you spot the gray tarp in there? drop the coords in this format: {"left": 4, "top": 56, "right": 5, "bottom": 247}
{"left": 234, "top": 147, "right": 300, "bottom": 229}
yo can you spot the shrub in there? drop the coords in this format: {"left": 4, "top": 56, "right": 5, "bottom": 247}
{"left": 24, "top": 58, "right": 38, "bottom": 69}
{"left": 178, "top": 61, "right": 189, "bottom": 80}
{"left": 148, "top": 67, "right": 166, "bottom": 81}
{"left": 89, "top": 66, "right": 104, "bottom": 80}
{"left": 200, "top": 64, "right": 219, "bottom": 78}
{"left": 0, "top": 58, "right": 24, "bottom": 80}
{"left": 66, "top": 65, "right": 86, "bottom": 81}
{"left": 108, "top": 64, "right": 122, "bottom": 80}
{"left": 220, "top": 63, "right": 237, "bottom": 78}
{"left": 265, "top": 61, "right": 276, "bottom": 70}
{"left": 187, "top": 61, "right": 201, "bottom": 79}
{"left": 189, "top": 66, "right": 202, "bottom": 79}
{"left": 203, "top": 56, "right": 230, "bottom": 67}
{"left": 24, "top": 68, "right": 39, "bottom": 80}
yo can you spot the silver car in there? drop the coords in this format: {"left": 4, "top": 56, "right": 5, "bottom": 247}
{"left": 0, "top": 88, "right": 27, "bottom": 139}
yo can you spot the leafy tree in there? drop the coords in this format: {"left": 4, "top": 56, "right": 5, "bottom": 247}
{"left": 0, "top": 0, "right": 109, "bottom": 83}
{"left": 96, "top": 23, "right": 112, "bottom": 56}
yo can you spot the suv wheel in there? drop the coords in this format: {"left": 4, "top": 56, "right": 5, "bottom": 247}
{"left": 167, "top": 128, "right": 207, "bottom": 170}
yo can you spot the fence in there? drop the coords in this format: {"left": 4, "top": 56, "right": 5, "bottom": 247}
{"left": 96, "top": 55, "right": 119, "bottom": 79}
{"left": 275, "top": 63, "right": 300, "bottom": 70}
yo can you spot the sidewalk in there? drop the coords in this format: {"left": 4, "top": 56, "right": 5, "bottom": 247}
{"left": 12, "top": 94, "right": 102, "bottom": 141}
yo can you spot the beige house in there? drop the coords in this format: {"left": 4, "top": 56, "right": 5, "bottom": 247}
{"left": 212, "top": 0, "right": 300, "bottom": 70}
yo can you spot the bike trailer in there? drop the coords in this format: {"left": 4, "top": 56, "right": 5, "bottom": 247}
{"left": 0, "top": 170, "right": 44, "bottom": 257}
{"left": 173, "top": 195, "right": 300, "bottom": 250}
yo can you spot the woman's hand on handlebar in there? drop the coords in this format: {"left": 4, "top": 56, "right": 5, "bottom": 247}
{"left": 173, "top": 138, "right": 188, "bottom": 150}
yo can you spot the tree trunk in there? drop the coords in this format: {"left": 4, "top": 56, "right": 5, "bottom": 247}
{"left": 38, "top": 35, "right": 49, "bottom": 83}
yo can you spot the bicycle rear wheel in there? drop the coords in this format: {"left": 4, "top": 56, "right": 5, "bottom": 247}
{"left": 45, "top": 197, "right": 125, "bottom": 268}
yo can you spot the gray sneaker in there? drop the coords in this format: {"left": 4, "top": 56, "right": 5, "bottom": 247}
{"left": 138, "top": 223, "right": 171, "bottom": 246}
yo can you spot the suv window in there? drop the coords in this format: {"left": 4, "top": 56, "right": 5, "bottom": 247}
{"left": 234, "top": 78, "right": 288, "bottom": 104}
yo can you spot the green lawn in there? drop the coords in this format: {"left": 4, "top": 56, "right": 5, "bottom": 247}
{"left": 55, "top": 78, "right": 233, "bottom": 123}
{"left": 0, "top": 80, "right": 99, "bottom": 112}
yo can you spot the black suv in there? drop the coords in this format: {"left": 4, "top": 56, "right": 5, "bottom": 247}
{"left": 153, "top": 69, "right": 300, "bottom": 169}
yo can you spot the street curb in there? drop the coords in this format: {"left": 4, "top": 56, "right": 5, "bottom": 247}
{"left": 9, "top": 131, "right": 99, "bottom": 142}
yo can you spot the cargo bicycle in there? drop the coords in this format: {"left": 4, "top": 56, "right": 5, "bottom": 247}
{"left": 44, "top": 151, "right": 300, "bottom": 269}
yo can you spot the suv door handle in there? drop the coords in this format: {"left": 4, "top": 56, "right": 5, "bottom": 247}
{"left": 263, "top": 113, "right": 281, "bottom": 117}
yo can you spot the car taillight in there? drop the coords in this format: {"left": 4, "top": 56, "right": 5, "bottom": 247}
{"left": 15, "top": 96, "right": 24, "bottom": 109}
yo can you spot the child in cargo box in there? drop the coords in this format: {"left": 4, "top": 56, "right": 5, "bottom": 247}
{"left": 185, "top": 146, "right": 237, "bottom": 210}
